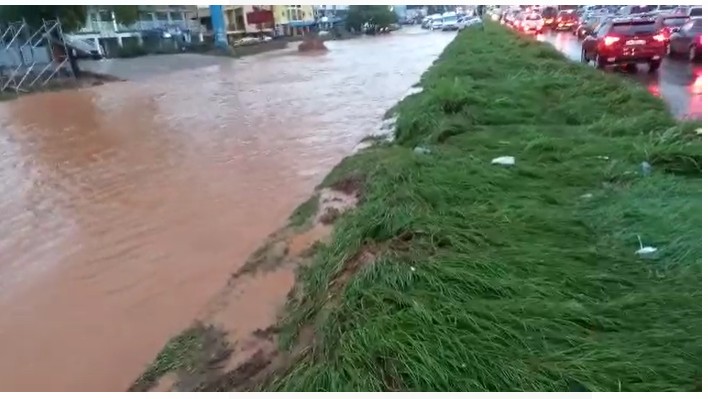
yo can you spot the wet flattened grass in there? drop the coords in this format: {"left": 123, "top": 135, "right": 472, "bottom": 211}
{"left": 130, "top": 324, "right": 231, "bottom": 391}
{"left": 263, "top": 23, "right": 701, "bottom": 391}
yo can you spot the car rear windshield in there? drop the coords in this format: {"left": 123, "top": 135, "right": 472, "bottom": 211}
{"left": 610, "top": 21, "right": 657, "bottom": 35}
{"left": 663, "top": 16, "right": 690, "bottom": 26}
{"left": 689, "top": 8, "right": 702, "bottom": 17}
{"left": 630, "top": 6, "right": 657, "bottom": 14}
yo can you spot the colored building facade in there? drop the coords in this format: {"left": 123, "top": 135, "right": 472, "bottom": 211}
{"left": 67, "top": 5, "right": 201, "bottom": 55}
{"left": 273, "top": 5, "right": 317, "bottom": 36}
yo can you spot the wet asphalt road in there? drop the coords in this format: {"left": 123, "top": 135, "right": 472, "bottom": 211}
{"left": 538, "top": 30, "right": 702, "bottom": 120}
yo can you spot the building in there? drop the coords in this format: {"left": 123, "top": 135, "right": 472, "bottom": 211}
{"left": 67, "top": 5, "right": 202, "bottom": 56}
{"left": 314, "top": 5, "right": 349, "bottom": 30}
{"left": 273, "top": 5, "right": 317, "bottom": 36}
{"left": 223, "top": 5, "right": 275, "bottom": 36}
{"left": 315, "top": 5, "right": 350, "bottom": 15}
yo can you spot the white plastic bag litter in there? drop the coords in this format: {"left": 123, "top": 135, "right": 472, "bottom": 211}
{"left": 491, "top": 156, "right": 515, "bottom": 166}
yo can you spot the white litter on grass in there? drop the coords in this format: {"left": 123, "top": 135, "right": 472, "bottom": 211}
{"left": 596, "top": 155, "right": 610, "bottom": 160}
{"left": 635, "top": 235, "right": 658, "bottom": 258}
{"left": 640, "top": 161, "right": 652, "bottom": 176}
{"left": 696, "top": 127, "right": 702, "bottom": 136}
{"left": 413, "top": 146, "right": 432, "bottom": 155}
{"left": 410, "top": 267, "right": 416, "bottom": 272}
{"left": 580, "top": 193, "right": 593, "bottom": 199}
{"left": 491, "top": 156, "right": 515, "bottom": 166}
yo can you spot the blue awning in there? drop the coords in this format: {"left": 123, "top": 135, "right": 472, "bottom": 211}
{"left": 287, "top": 20, "right": 316, "bottom": 27}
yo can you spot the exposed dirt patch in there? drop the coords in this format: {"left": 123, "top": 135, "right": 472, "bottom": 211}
{"left": 328, "top": 176, "right": 364, "bottom": 197}
{"left": 133, "top": 184, "right": 360, "bottom": 391}
{"left": 327, "top": 246, "right": 378, "bottom": 304}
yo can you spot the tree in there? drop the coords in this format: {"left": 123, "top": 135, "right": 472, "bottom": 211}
{"left": 345, "top": 5, "right": 397, "bottom": 32}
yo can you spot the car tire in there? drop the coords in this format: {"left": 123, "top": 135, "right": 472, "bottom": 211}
{"left": 688, "top": 45, "right": 699, "bottom": 63}
{"left": 581, "top": 48, "right": 588, "bottom": 63}
{"left": 648, "top": 60, "right": 661, "bottom": 73}
{"left": 595, "top": 54, "right": 606, "bottom": 69}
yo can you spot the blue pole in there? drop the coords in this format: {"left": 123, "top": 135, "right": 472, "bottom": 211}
{"left": 209, "top": 5, "right": 228, "bottom": 48}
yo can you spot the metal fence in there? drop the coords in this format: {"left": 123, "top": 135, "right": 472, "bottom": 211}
{"left": 0, "top": 19, "right": 72, "bottom": 93}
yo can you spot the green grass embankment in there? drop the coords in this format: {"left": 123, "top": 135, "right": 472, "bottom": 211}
{"left": 265, "top": 22, "right": 701, "bottom": 391}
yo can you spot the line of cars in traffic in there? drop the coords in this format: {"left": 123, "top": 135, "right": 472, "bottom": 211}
{"left": 421, "top": 11, "right": 482, "bottom": 32}
{"left": 498, "top": 5, "right": 701, "bottom": 73}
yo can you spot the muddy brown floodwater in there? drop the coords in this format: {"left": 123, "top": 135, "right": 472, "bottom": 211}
{"left": 0, "top": 28, "right": 453, "bottom": 391}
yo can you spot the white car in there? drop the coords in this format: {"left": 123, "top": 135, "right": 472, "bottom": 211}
{"left": 429, "top": 16, "right": 443, "bottom": 30}
{"left": 441, "top": 11, "right": 459, "bottom": 31}
{"left": 520, "top": 12, "right": 544, "bottom": 33}
{"left": 457, "top": 16, "right": 482, "bottom": 29}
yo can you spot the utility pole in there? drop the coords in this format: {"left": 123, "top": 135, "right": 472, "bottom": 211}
{"left": 208, "top": 5, "right": 228, "bottom": 48}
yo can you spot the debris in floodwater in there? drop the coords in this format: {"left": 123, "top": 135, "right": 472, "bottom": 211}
{"left": 635, "top": 235, "right": 658, "bottom": 258}
{"left": 640, "top": 161, "right": 652, "bottom": 176}
{"left": 413, "top": 146, "right": 431, "bottom": 155}
{"left": 491, "top": 156, "right": 515, "bottom": 166}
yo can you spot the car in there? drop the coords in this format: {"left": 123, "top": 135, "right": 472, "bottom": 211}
{"left": 519, "top": 12, "right": 544, "bottom": 34}
{"left": 428, "top": 14, "right": 443, "bottom": 30}
{"left": 504, "top": 9, "right": 521, "bottom": 26}
{"left": 505, "top": 10, "right": 524, "bottom": 29}
{"left": 554, "top": 9, "right": 578, "bottom": 31}
{"left": 617, "top": 5, "right": 658, "bottom": 16}
{"left": 688, "top": 6, "right": 702, "bottom": 18}
{"left": 658, "top": 5, "right": 678, "bottom": 12}
{"left": 457, "top": 15, "right": 481, "bottom": 30}
{"left": 541, "top": 6, "right": 558, "bottom": 27}
{"left": 441, "top": 11, "right": 460, "bottom": 31}
{"left": 575, "top": 15, "right": 606, "bottom": 39}
{"left": 655, "top": 14, "right": 691, "bottom": 38}
{"left": 421, "top": 16, "right": 431, "bottom": 29}
{"left": 581, "top": 16, "right": 666, "bottom": 72}
{"left": 666, "top": 17, "right": 702, "bottom": 62}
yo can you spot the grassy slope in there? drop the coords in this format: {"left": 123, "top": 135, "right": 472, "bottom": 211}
{"left": 265, "top": 23, "right": 701, "bottom": 392}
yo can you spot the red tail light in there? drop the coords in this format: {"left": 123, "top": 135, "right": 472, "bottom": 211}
{"left": 653, "top": 33, "right": 666, "bottom": 42}
{"left": 603, "top": 36, "right": 620, "bottom": 46}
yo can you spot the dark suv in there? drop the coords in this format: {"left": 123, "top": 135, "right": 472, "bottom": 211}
{"left": 581, "top": 17, "right": 666, "bottom": 72}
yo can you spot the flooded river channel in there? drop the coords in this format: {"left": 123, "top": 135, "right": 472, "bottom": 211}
{"left": 0, "top": 28, "right": 453, "bottom": 391}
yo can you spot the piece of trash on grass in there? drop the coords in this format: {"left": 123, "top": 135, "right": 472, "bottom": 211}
{"left": 696, "top": 127, "right": 702, "bottom": 136}
{"left": 595, "top": 155, "right": 610, "bottom": 160}
{"left": 640, "top": 161, "right": 652, "bottom": 176}
{"left": 491, "top": 156, "right": 515, "bottom": 166}
{"left": 410, "top": 267, "right": 416, "bottom": 272}
{"left": 580, "top": 193, "right": 593, "bottom": 199}
{"left": 635, "top": 235, "right": 658, "bottom": 258}
{"left": 413, "top": 146, "right": 431, "bottom": 155}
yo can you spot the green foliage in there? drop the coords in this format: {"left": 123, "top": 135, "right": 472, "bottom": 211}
{"left": 345, "top": 5, "right": 397, "bottom": 32}
{"left": 0, "top": 5, "right": 138, "bottom": 32}
{"left": 263, "top": 24, "right": 701, "bottom": 392}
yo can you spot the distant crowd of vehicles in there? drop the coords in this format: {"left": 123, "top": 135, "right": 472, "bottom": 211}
{"left": 492, "top": 5, "right": 701, "bottom": 73}
{"left": 420, "top": 11, "right": 482, "bottom": 32}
